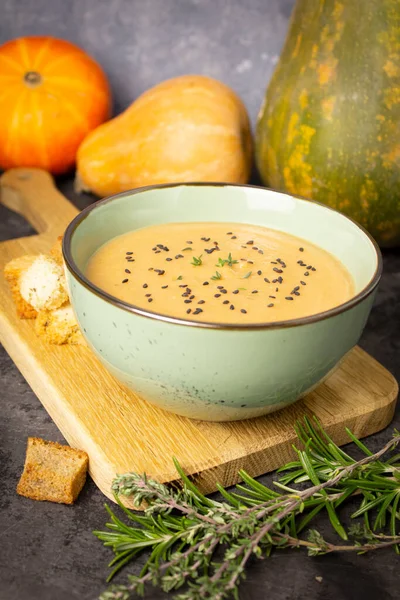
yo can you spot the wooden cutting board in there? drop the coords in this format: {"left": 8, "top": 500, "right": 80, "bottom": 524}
{"left": 0, "top": 168, "right": 398, "bottom": 504}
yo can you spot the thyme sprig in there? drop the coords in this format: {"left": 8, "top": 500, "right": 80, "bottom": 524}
{"left": 211, "top": 271, "right": 222, "bottom": 280}
{"left": 190, "top": 255, "right": 203, "bottom": 267}
{"left": 216, "top": 253, "right": 239, "bottom": 268}
{"left": 95, "top": 417, "right": 400, "bottom": 600}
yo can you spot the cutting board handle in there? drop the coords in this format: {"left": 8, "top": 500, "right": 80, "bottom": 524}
{"left": 0, "top": 168, "right": 79, "bottom": 238}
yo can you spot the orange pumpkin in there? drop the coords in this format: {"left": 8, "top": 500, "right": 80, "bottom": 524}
{"left": 76, "top": 75, "right": 253, "bottom": 196}
{"left": 0, "top": 36, "right": 111, "bottom": 175}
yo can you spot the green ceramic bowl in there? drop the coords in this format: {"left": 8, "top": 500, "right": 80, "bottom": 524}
{"left": 63, "top": 184, "right": 381, "bottom": 422}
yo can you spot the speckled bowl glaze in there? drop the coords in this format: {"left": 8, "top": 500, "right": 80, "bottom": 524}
{"left": 63, "top": 184, "right": 381, "bottom": 422}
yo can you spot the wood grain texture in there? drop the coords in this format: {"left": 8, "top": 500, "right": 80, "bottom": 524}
{"left": 0, "top": 168, "right": 398, "bottom": 505}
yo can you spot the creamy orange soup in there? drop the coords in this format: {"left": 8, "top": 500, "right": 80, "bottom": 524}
{"left": 86, "top": 223, "right": 354, "bottom": 324}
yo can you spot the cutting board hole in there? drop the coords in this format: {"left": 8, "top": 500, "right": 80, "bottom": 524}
{"left": 0, "top": 203, "right": 37, "bottom": 241}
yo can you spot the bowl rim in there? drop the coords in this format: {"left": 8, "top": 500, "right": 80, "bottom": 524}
{"left": 62, "top": 182, "right": 383, "bottom": 331}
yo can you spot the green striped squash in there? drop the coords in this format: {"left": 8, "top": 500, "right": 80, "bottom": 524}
{"left": 256, "top": 0, "right": 400, "bottom": 247}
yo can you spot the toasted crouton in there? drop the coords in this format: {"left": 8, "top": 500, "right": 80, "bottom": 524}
{"left": 35, "top": 303, "right": 84, "bottom": 345}
{"left": 17, "top": 437, "right": 89, "bottom": 504}
{"left": 19, "top": 255, "right": 68, "bottom": 312}
{"left": 4, "top": 255, "right": 38, "bottom": 318}
{"left": 50, "top": 236, "right": 64, "bottom": 266}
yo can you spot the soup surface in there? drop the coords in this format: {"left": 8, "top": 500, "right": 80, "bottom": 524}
{"left": 86, "top": 222, "right": 354, "bottom": 324}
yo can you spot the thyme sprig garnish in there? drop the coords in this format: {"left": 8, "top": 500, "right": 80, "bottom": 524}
{"left": 211, "top": 271, "right": 222, "bottom": 280}
{"left": 190, "top": 255, "right": 203, "bottom": 267}
{"left": 216, "top": 253, "right": 239, "bottom": 268}
{"left": 95, "top": 417, "right": 400, "bottom": 600}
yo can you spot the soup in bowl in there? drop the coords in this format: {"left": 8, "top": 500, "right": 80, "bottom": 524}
{"left": 63, "top": 184, "right": 381, "bottom": 421}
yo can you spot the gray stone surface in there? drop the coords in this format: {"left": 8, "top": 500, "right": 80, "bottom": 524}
{"left": 0, "top": 1, "right": 400, "bottom": 598}
{"left": 0, "top": 0, "right": 294, "bottom": 127}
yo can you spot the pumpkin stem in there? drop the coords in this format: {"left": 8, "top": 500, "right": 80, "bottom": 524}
{"left": 24, "top": 71, "right": 42, "bottom": 87}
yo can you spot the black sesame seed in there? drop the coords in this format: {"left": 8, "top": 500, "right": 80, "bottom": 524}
{"left": 179, "top": 284, "right": 187, "bottom": 288}
{"left": 264, "top": 278, "right": 270, "bottom": 283}
{"left": 184, "top": 299, "right": 192, "bottom": 304}
{"left": 186, "top": 309, "right": 192, "bottom": 314}
{"left": 252, "top": 247, "right": 259, "bottom": 251}
{"left": 231, "top": 236, "right": 237, "bottom": 239}
{"left": 276, "top": 288, "right": 279, "bottom": 292}
{"left": 152, "top": 246, "right": 157, "bottom": 251}
{"left": 193, "top": 308, "right": 203, "bottom": 315}
{"left": 145, "top": 293, "right": 151, "bottom": 297}
{"left": 213, "top": 241, "right": 219, "bottom": 246}
{"left": 241, "top": 309, "right": 247, "bottom": 314}
{"left": 252, "top": 290, "right": 258, "bottom": 294}
{"left": 293, "top": 286, "right": 300, "bottom": 291}
{"left": 312, "top": 267, "right": 316, "bottom": 271}
{"left": 198, "top": 300, "right": 205, "bottom": 304}
{"left": 203, "top": 281, "right": 209, "bottom": 286}
{"left": 300, "top": 281, "right": 306, "bottom": 285}
{"left": 127, "top": 259, "right": 135, "bottom": 262}
{"left": 205, "top": 248, "right": 216, "bottom": 254}
{"left": 246, "top": 240, "right": 254, "bottom": 245}
{"left": 126, "top": 252, "right": 133, "bottom": 255}
{"left": 269, "top": 295, "right": 276, "bottom": 299}
{"left": 182, "top": 293, "right": 189, "bottom": 297}
{"left": 267, "top": 303, "right": 274, "bottom": 307}
{"left": 233, "top": 290, "right": 239, "bottom": 294}
{"left": 285, "top": 296, "right": 294, "bottom": 300}
{"left": 230, "top": 304, "right": 235, "bottom": 310}
{"left": 125, "top": 269, "right": 131, "bottom": 274}
{"left": 157, "top": 244, "right": 164, "bottom": 249}
{"left": 161, "top": 285, "right": 168, "bottom": 289}
{"left": 247, "top": 260, "right": 254, "bottom": 265}
{"left": 293, "top": 291, "right": 300, "bottom": 296}
{"left": 186, "top": 241, "right": 193, "bottom": 244}
{"left": 148, "top": 267, "right": 153, "bottom": 270}
{"left": 122, "top": 279, "right": 129, "bottom": 283}
{"left": 226, "top": 232, "right": 233, "bottom": 235}
{"left": 257, "top": 270, "right": 262, "bottom": 275}
{"left": 214, "top": 294, "right": 221, "bottom": 298}
{"left": 148, "top": 298, "right": 153, "bottom": 303}
{"left": 271, "top": 261, "right": 278, "bottom": 264}
{"left": 299, "top": 247, "right": 304, "bottom": 252}
{"left": 156, "top": 269, "right": 165, "bottom": 275}
{"left": 258, "top": 250, "right": 264, "bottom": 254}
{"left": 272, "top": 278, "right": 278, "bottom": 283}
{"left": 221, "top": 289, "right": 228, "bottom": 294}
{"left": 273, "top": 267, "right": 283, "bottom": 273}
{"left": 201, "top": 237, "right": 211, "bottom": 242}
{"left": 217, "top": 286, "right": 224, "bottom": 289}
{"left": 307, "top": 265, "right": 312, "bottom": 270}
{"left": 277, "top": 277, "right": 283, "bottom": 284}
{"left": 166, "top": 257, "right": 173, "bottom": 261}
{"left": 223, "top": 300, "right": 229, "bottom": 304}
{"left": 189, "top": 295, "right": 195, "bottom": 300}
{"left": 304, "top": 272, "right": 310, "bottom": 276}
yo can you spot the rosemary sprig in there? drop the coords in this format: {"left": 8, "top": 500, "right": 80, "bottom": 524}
{"left": 190, "top": 255, "right": 203, "bottom": 267}
{"left": 95, "top": 417, "right": 400, "bottom": 600}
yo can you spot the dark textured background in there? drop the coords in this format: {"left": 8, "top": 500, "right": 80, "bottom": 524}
{"left": 0, "top": 1, "right": 399, "bottom": 599}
